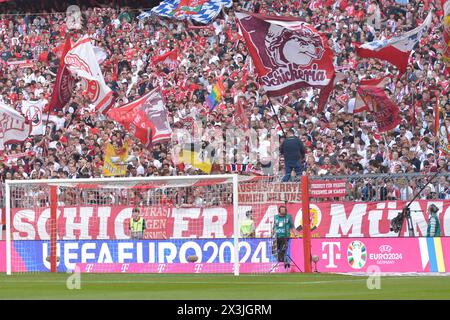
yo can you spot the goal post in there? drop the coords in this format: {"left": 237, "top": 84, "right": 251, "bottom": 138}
{"left": 4, "top": 174, "right": 246, "bottom": 275}
{"left": 4, "top": 174, "right": 311, "bottom": 275}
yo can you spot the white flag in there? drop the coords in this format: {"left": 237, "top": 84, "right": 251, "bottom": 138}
{"left": 93, "top": 46, "right": 108, "bottom": 65}
{"left": 367, "top": 5, "right": 381, "bottom": 30}
{"left": 21, "top": 100, "right": 46, "bottom": 136}
{"left": 0, "top": 102, "right": 32, "bottom": 150}
{"left": 65, "top": 36, "right": 114, "bottom": 114}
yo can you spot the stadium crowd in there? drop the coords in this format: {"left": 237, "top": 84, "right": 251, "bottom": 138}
{"left": 1, "top": 0, "right": 450, "bottom": 203}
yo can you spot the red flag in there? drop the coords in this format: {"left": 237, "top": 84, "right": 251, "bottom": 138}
{"left": 355, "top": 12, "right": 432, "bottom": 75}
{"left": 47, "top": 36, "right": 75, "bottom": 112}
{"left": 357, "top": 86, "right": 401, "bottom": 133}
{"left": 151, "top": 49, "right": 178, "bottom": 69}
{"left": 353, "top": 77, "right": 390, "bottom": 113}
{"left": 235, "top": 12, "right": 335, "bottom": 111}
{"left": 234, "top": 100, "right": 248, "bottom": 128}
{"left": 107, "top": 88, "right": 172, "bottom": 148}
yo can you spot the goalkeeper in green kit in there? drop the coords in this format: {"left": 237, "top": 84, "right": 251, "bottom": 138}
{"left": 273, "top": 205, "right": 300, "bottom": 268}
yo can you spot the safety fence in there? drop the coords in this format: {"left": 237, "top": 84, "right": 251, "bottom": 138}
{"left": 1, "top": 172, "right": 449, "bottom": 209}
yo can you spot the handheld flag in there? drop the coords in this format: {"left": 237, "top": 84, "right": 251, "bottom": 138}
{"left": 356, "top": 11, "right": 432, "bottom": 75}
{"left": 0, "top": 102, "right": 32, "bottom": 150}
{"left": 351, "top": 77, "right": 391, "bottom": 113}
{"left": 140, "top": 0, "right": 232, "bottom": 24}
{"left": 107, "top": 88, "right": 172, "bottom": 148}
{"left": 65, "top": 36, "right": 114, "bottom": 114}
{"left": 357, "top": 85, "right": 401, "bottom": 133}
{"left": 207, "top": 78, "right": 225, "bottom": 111}
{"left": 47, "top": 36, "right": 75, "bottom": 112}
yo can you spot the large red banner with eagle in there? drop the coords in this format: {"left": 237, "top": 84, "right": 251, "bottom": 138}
{"left": 235, "top": 12, "right": 335, "bottom": 111}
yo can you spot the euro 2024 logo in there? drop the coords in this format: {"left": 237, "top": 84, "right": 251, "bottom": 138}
{"left": 347, "top": 240, "right": 367, "bottom": 269}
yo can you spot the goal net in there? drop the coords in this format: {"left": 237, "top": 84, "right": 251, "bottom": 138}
{"left": 3, "top": 174, "right": 300, "bottom": 275}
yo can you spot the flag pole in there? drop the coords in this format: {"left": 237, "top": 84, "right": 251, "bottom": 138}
{"left": 41, "top": 102, "right": 53, "bottom": 158}
{"left": 435, "top": 92, "right": 440, "bottom": 155}
{"left": 267, "top": 97, "right": 287, "bottom": 138}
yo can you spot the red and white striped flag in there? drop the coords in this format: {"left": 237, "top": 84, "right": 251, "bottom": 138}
{"left": 356, "top": 11, "right": 432, "bottom": 75}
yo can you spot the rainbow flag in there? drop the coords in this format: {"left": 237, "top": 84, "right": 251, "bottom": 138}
{"left": 207, "top": 78, "right": 225, "bottom": 111}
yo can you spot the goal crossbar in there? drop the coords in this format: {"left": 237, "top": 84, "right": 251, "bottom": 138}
{"left": 4, "top": 174, "right": 240, "bottom": 275}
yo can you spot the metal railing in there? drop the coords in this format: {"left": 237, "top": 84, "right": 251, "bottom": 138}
{"left": 310, "top": 172, "right": 450, "bottom": 202}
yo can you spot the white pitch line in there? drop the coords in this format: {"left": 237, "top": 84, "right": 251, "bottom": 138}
{"left": 0, "top": 279, "right": 371, "bottom": 285}
{"left": 336, "top": 272, "right": 450, "bottom": 277}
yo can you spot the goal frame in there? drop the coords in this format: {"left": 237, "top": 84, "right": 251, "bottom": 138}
{"left": 4, "top": 174, "right": 240, "bottom": 275}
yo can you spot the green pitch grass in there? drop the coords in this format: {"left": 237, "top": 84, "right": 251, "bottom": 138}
{"left": 1, "top": 273, "right": 450, "bottom": 299}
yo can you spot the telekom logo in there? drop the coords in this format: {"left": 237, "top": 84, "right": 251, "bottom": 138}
{"left": 194, "top": 264, "right": 203, "bottom": 273}
{"left": 158, "top": 264, "right": 166, "bottom": 273}
{"left": 121, "top": 264, "right": 129, "bottom": 273}
{"left": 321, "top": 242, "right": 341, "bottom": 268}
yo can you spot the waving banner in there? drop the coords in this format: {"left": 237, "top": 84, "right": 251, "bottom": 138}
{"left": 0, "top": 103, "right": 31, "bottom": 150}
{"left": 151, "top": 49, "right": 178, "bottom": 69}
{"left": 235, "top": 12, "right": 335, "bottom": 111}
{"left": 20, "top": 100, "right": 46, "bottom": 136}
{"left": 352, "top": 77, "right": 390, "bottom": 114}
{"left": 356, "top": 85, "right": 401, "bottom": 132}
{"left": 107, "top": 88, "right": 172, "bottom": 148}
{"left": 64, "top": 36, "right": 114, "bottom": 114}
{"left": 140, "top": 0, "right": 232, "bottom": 24}
{"left": 356, "top": 11, "right": 432, "bottom": 75}
{"left": 47, "top": 36, "right": 75, "bottom": 112}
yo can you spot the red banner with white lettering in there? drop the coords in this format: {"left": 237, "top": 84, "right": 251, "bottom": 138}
{"left": 310, "top": 180, "right": 346, "bottom": 198}
{"left": 9, "top": 200, "right": 450, "bottom": 240}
